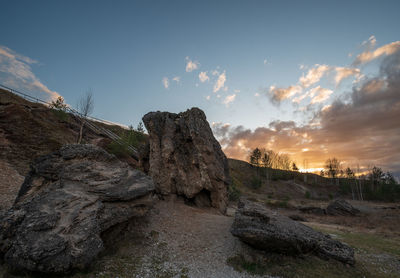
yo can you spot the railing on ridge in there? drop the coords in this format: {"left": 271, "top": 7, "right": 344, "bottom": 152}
{"left": 0, "top": 83, "right": 139, "bottom": 160}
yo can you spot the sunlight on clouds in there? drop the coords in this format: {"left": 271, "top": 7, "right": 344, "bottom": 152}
{"left": 334, "top": 67, "right": 360, "bottom": 85}
{"left": 222, "top": 94, "right": 235, "bottom": 106}
{"left": 162, "top": 77, "right": 169, "bottom": 89}
{"left": 198, "top": 71, "right": 209, "bottom": 83}
{"left": 309, "top": 86, "right": 333, "bottom": 104}
{"left": 353, "top": 40, "right": 400, "bottom": 66}
{"left": 172, "top": 76, "right": 180, "bottom": 83}
{"left": 299, "top": 64, "right": 329, "bottom": 88}
{"left": 0, "top": 45, "right": 60, "bottom": 101}
{"left": 185, "top": 56, "right": 199, "bottom": 72}
{"left": 213, "top": 71, "right": 226, "bottom": 93}
{"left": 269, "top": 85, "right": 302, "bottom": 103}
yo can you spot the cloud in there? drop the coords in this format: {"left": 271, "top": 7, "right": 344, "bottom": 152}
{"left": 206, "top": 95, "right": 210, "bottom": 100}
{"left": 213, "top": 71, "right": 226, "bottom": 93}
{"left": 0, "top": 45, "right": 60, "bottom": 101}
{"left": 268, "top": 85, "right": 302, "bottom": 104}
{"left": 234, "top": 89, "right": 240, "bottom": 93}
{"left": 185, "top": 56, "right": 199, "bottom": 72}
{"left": 334, "top": 67, "right": 360, "bottom": 85}
{"left": 172, "top": 76, "right": 180, "bottom": 83}
{"left": 162, "top": 77, "right": 169, "bottom": 89}
{"left": 299, "top": 64, "right": 330, "bottom": 88}
{"left": 223, "top": 94, "right": 236, "bottom": 106}
{"left": 263, "top": 59, "right": 268, "bottom": 65}
{"left": 214, "top": 50, "right": 400, "bottom": 178}
{"left": 199, "top": 71, "right": 209, "bottom": 83}
{"left": 353, "top": 40, "right": 400, "bottom": 66}
{"left": 309, "top": 86, "right": 333, "bottom": 104}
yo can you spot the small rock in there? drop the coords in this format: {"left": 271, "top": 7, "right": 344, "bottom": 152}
{"left": 326, "top": 199, "right": 360, "bottom": 216}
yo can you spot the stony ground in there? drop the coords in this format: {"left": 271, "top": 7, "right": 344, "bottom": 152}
{"left": 2, "top": 197, "right": 400, "bottom": 278}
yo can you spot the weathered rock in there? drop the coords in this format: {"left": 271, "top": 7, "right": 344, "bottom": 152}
{"left": 0, "top": 144, "right": 155, "bottom": 274}
{"left": 231, "top": 198, "right": 355, "bottom": 265}
{"left": 142, "top": 107, "right": 230, "bottom": 214}
{"left": 326, "top": 199, "right": 360, "bottom": 216}
{"left": 299, "top": 206, "right": 327, "bottom": 215}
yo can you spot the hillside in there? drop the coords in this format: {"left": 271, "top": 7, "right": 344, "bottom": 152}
{"left": 0, "top": 88, "right": 143, "bottom": 211}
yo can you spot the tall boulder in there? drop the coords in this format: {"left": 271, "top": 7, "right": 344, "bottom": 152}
{"left": 0, "top": 144, "right": 155, "bottom": 274}
{"left": 231, "top": 198, "right": 355, "bottom": 265}
{"left": 142, "top": 107, "right": 230, "bottom": 214}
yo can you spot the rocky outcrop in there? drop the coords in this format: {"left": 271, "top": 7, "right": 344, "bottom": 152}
{"left": 0, "top": 144, "right": 155, "bottom": 274}
{"left": 231, "top": 199, "right": 355, "bottom": 265}
{"left": 326, "top": 199, "right": 360, "bottom": 216}
{"left": 142, "top": 107, "right": 230, "bottom": 214}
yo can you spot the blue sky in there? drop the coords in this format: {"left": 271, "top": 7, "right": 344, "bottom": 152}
{"left": 1, "top": 0, "right": 400, "bottom": 174}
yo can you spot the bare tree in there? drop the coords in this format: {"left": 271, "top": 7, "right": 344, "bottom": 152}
{"left": 77, "top": 90, "right": 94, "bottom": 144}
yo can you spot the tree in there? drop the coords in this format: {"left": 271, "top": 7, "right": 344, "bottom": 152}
{"left": 324, "top": 157, "right": 341, "bottom": 179}
{"left": 249, "top": 148, "right": 262, "bottom": 166}
{"left": 384, "top": 172, "right": 396, "bottom": 184}
{"left": 77, "top": 90, "right": 94, "bottom": 144}
{"left": 320, "top": 170, "right": 325, "bottom": 177}
{"left": 136, "top": 122, "right": 145, "bottom": 133}
{"left": 292, "top": 162, "right": 299, "bottom": 171}
{"left": 345, "top": 167, "right": 355, "bottom": 179}
{"left": 49, "top": 96, "right": 67, "bottom": 111}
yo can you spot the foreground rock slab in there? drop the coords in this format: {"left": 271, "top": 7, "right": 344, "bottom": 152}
{"left": 326, "top": 199, "right": 360, "bottom": 216}
{"left": 231, "top": 199, "right": 355, "bottom": 265}
{"left": 0, "top": 144, "right": 155, "bottom": 274}
{"left": 143, "top": 107, "right": 230, "bottom": 214}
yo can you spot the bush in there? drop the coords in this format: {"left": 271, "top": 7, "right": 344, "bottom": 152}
{"left": 52, "top": 109, "right": 69, "bottom": 122}
{"left": 250, "top": 176, "right": 262, "bottom": 189}
{"left": 305, "top": 191, "right": 311, "bottom": 199}
{"left": 229, "top": 181, "right": 241, "bottom": 201}
{"left": 108, "top": 128, "right": 143, "bottom": 157}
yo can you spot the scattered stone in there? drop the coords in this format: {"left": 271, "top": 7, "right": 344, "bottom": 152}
{"left": 231, "top": 198, "right": 355, "bottom": 265}
{"left": 0, "top": 144, "right": 155, "bottom": 274}
{"left": 142, "top": 107, "right": 230, "bottom": 214}
{"left": 299, "top": 206, "right": 327, "bottom": 215}
{"left": 288, "top": 214, "right": 307, "bottom": 222}
{"left": 326, "top": 199, "right": 360, "bottom": 216}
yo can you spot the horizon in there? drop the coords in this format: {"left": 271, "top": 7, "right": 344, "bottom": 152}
{"left": 1, "top": 0, "right": 400, "bottom": 178}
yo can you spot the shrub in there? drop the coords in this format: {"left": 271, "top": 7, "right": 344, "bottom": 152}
{"left": 228, "top": 181, "right": 241, "bottom": 201}
{"left": 250, "top": 176, "right": 262, "bottom": 189}
{"left": 305, "top": 191, "right": 311, "bottom": 199}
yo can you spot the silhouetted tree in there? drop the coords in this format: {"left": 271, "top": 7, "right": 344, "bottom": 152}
{"left": 325, "top": 157, "right": 341, "bottom": 179}
{"left": 292, "top": 162, "right": 299, "bottom": 171}
{"left": 249, "top": 148, "right": 262, "bottom": 166}
{"left": 137, "top": 122, "right": 145, "bottom": 133}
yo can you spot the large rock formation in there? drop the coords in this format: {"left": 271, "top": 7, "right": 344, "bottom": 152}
{"left": 231, "top": 199, "right": 355, "bottom": 265}
{"left": 326, "top": 199, "right": 360, "bottom": 216}
{"left": 142, "top": 107, "right": 230, "bottom": 214}
{"left": 0, "top": 144, "right": 155, "bottom": 274}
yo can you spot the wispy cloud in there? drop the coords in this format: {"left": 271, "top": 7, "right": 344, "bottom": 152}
{"left": 162, "top": 77, "right": 169, "bottom": 89}
{"left": 199, "top": 71, "right": 209, "bottom": 83}
{"left": 268, "top": 85, "right": 302, "bottom": 103}
{"left": 172, "top": 76, "right": 180, "bottom": 84}
{"left": 334, "top": 67, "right": 360, "bottom": 86}
{"left": 353, "top": 40, "right": 400, "bottom": 66}
{"left": 185, "top": 56, "right": 199, "bottom": 72}
{"left": 309, "top": 86, "right": 333, "bottom": 104}
{"left": 213, "top": 71, "right": 226, "bottom": 93}
{"left": 299, "top": 64, "right": 330, "bottom": 88}
{"left": 223, "top": 94, "right": 236, "bottom": 106}
{"left": 0, "top": 45, "right": 60, "bottom": 101}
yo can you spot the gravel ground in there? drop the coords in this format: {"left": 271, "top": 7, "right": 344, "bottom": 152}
{"left": 101, "top": 196, "right": 271, "bottom": 278}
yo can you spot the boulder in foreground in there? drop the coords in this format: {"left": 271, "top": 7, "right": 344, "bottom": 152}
{"left": 0, "top": 144, "right": 155, "bottom": 274}
{"left": 142, "top": 107, "right": 230, "bottom": 214}
{"left": 231, "top": 198, "right": 355, "bottom": 265}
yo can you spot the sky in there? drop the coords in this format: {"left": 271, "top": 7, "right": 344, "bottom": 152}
{"left": 1, "top": 0, "right": 400, "bottom": 176}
